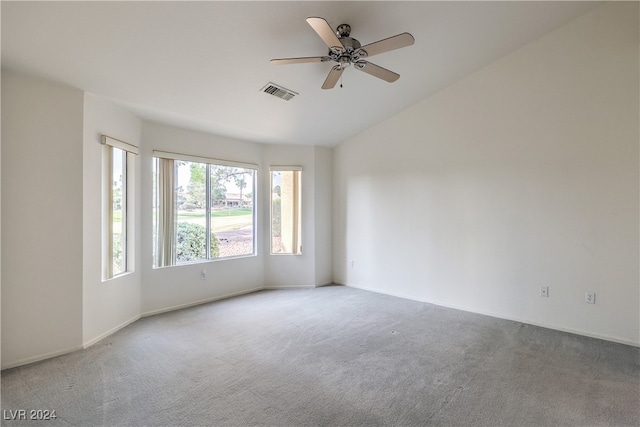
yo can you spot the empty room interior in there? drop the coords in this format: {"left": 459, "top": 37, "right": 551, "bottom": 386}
{"left": 1, "top": 1, "right": 639, "bottom": 426}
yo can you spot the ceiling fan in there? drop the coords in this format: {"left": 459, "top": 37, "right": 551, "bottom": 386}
{"left": 271, "top": 17, "right": 415, "bottom": 89}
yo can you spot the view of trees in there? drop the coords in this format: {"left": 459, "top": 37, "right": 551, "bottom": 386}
{"left": 179, "top": 162, "right": 252, "bottom": 209}
{"left": 186, "top": 162, "right": 206, "bottom": 207}
{"left": 152, "top": 158, "right": 255, "bottom": 267}
{"left": 174, "top": 161, "right": 254, "bottom": 262}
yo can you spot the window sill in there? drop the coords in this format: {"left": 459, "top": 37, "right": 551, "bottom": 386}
{"left": 152, "top": 253, "right": 257, "bottom": 269}
{"left": 102, "top": 271, "right": 134, "bottom": 283}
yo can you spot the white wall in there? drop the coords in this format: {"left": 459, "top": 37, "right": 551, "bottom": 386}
{"left": 333, "top": 2, "right": 639, "bottom": 346}
{"left": 1, "top": 71, "right": 85, "bottom": 368}
{"left": 82, "top": 93, "right": 142, "bottom": 346}
{"left": 262, "top": 145, "right": 328, "bottom": 288}
{"left": 0, "top": 74, "right": 334, "bottom": 367}
{"left": 314, "top": 146, "right": 333, "bottom": 287}
{"left": 140, "top": 121, "right": 266, "bottom": 315}
{"left": 1, "top": 1, "right": 3, "bottom": 371}
{"left": 140, "top": 124, "right": 334, "bottom": 311}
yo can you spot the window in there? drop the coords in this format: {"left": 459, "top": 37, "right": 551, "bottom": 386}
{"left": 102, "top": 135, "right": 138, "bottom": 280}
{"left": 153, "top": 151, "right": 257, "bottom": 267}
{"left": 270, "top": 167, "right": 302, "bottom": 255}
{"left": 111, "top": 147, "right": 126, "bottom": 274}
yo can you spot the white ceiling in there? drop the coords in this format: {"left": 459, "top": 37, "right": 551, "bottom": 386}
{"left": 2, "top": 1, "right": 602, "bottom": 147}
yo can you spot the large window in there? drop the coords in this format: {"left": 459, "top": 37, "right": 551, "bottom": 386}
{"left": 153, "top": 152, "right": 256, "bottom": 267}
{"left": 270, "top": 166, "right": 302, "bottom": 255}
{"left": 102, "top": 135, "right": 138, "bottom": 280}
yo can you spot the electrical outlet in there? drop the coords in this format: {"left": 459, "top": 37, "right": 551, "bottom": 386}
{"left": 585, "top": 292, "right": 595, "bottom": 304}
{"left": 201, "top": 269, "right": 207, "bottom": 280}
{"left": 540, "top": 286, "right": 549, "bottom": 297}
{"left": 349, "top": 260, "right": 354, "bottom": 268}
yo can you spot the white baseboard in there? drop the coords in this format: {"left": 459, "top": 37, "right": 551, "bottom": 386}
{"left": 82, "top": 314, "right": 141, "bottom": 349}
{"left": 263, "top": 285, "right": 316, "bottom": 290}
{"left": 315, "top": 281, "right": 336, "bottom": 288}
{"left": 264, "top": 282, "right": 335, "bottom": 290}
{"left": 141, "top": 286, "right": 264, "bottom": 317}
{"left": 1, "top": 345, "right": 84, "bottom": 371}
{"left": 342, "top": 282, "right": 640, "bottom": 348}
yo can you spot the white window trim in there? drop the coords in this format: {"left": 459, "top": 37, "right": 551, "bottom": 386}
{"left": 270, "top": 166, "right": 302, "bottom": 255}
{"left": 102, "top": 135, "right": 139, "bottom": 155}
{"left": 153, "top": 150, "right": 257, "bottom": 170}
{"left": 102, "top": 135, "right": 138, "bottom": 281}
{"left": 270, "top": 165, "right": 303, "bottom": 172}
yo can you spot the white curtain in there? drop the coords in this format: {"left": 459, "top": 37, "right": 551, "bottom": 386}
{"left": 156, "top": 158, "right": 176, "bottom": 267}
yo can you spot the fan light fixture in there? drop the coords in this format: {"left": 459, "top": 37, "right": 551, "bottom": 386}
{"left": 271, "top": 17, "right": 415, "bottom": 89}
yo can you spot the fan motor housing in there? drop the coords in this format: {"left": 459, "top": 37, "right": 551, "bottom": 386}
{"left": 332, "top": 24, "right": 363, "bottom": 64}
{"left": 338, "top": 36, "right": 361, "bottom": 52}
{"left": 330, "top": 35, "right": 363, "bottom": 65}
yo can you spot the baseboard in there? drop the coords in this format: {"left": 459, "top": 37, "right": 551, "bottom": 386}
{"left": 264, "top": 282, "right": 335, "bottom": 290}
{"left": 263, "top": 285, "right": 316, "bottom": 290}
{"left": 342, "top": 282, "right": 640, "bottom": 348}
{"left": 141, "top": 286, "right": 264, "bottom": 317}
{"left": 315, "top": 281, "right": 336, "bottom": 288}
{"left": 1, "top": 345, "right": 84, "bottom": 371}
{"left": 82, "top": 314, "right": 142, "bottom": 349}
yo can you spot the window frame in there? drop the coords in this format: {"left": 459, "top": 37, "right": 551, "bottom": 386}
{"left": 153, "top": 151, "right": 258, "bottom": 268}
{"left": 102, "top": 135, "right": 138, "bottom": 281}
{"left": 270, "top": 166, "right": 302, "bottom": 255}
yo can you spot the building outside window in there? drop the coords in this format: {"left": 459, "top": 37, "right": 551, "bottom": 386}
{"left": 270, "top": 166, "right": 302, "bottom": 255}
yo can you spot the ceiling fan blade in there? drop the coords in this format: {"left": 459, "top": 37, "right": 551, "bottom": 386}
{"left": 355, "top": 61, "right": 400, "bottom": 83}
{"left": 306, "top": 17, "right": 345, "bottom": 52}
{"left": 322, "top": 65, "right": 343, "bottom": 89}
{"left": 271, "top": 56, "right": 332, "bottom": 65}
{"left": 358, "top": 33, "right": 415, "bottom": 58}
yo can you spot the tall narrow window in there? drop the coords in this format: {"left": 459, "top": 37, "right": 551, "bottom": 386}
{"left": 102, "top": 135, "right": 138, "bottom": 280}
{"left": 111, "top": 147, "right": 126, "bottom": 275}
{"left": 153, "top": 151, "right": 257, "bottom": 268}
{"left": 271, "top": 166, "right": 302, "bottom": 255}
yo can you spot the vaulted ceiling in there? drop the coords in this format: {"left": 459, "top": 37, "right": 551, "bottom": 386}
{"left": 2, "top": 1, "right": 602, "bottom": 147}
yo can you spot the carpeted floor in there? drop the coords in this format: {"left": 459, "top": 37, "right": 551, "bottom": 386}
{"left": 2, "top": 285, "right": 639, "bottom": 426}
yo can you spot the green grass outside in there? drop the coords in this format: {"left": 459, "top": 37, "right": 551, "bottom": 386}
{"left": 177, "top": 211, "right": 205, "bottom": 219}
{"left": 177, "top": 208, "right": 252, "bottom": 232}
{"left": 210, "top": 208, "right": 252, "bottom": 217}
{"left": 176, "top": 208, "right": 251, "bottom": 220}
{"left": 113, "top": 208, "right": 251, "bottom": 224}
